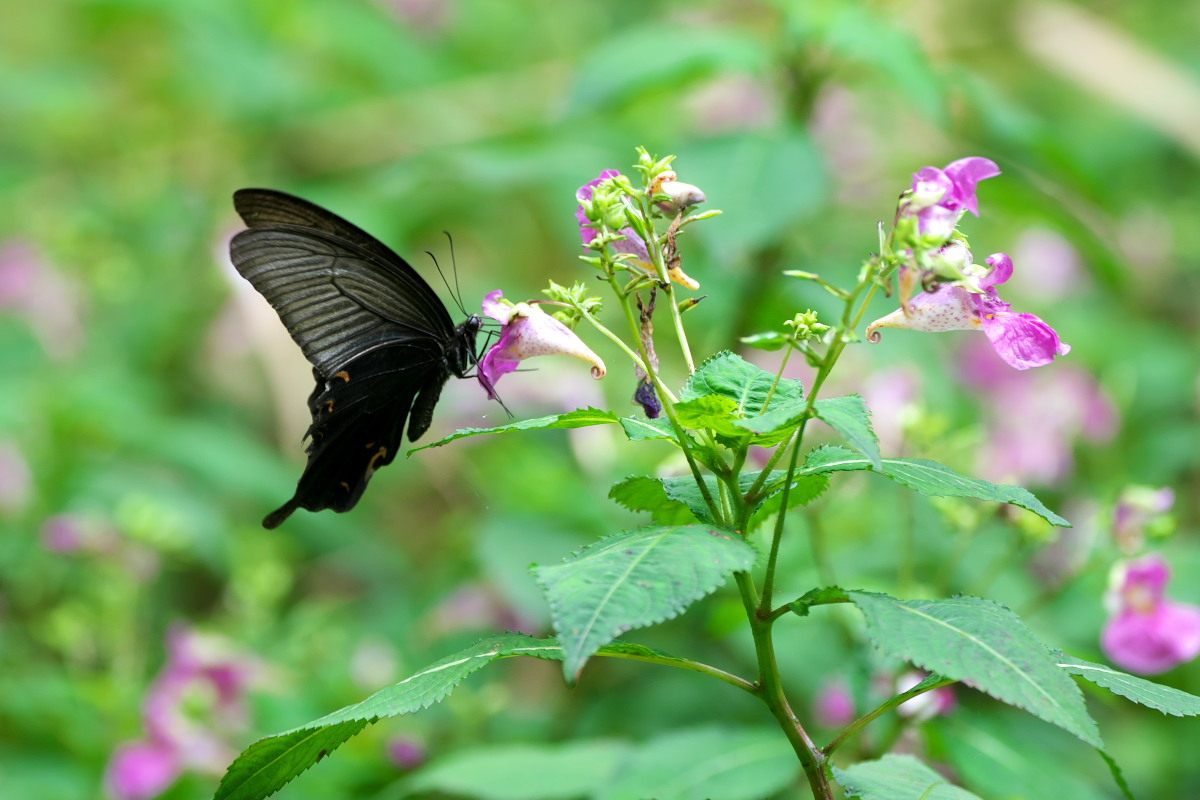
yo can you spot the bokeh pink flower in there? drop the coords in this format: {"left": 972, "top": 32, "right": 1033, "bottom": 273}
{"left": 1102, "top": 554, "right": 1200, "bottom": 675}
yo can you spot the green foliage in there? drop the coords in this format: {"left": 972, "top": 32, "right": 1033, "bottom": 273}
{"left": 409, "top": 407, "right": 620, "bottom": 452}
{"left": 834, "top": 754, "right": 983, "bottom": 800}
{"left": 803, "top": 446, "right": 1071, "bottom": 526}
{"left": 533, "top": 525, "right": 757, "bottom": 681}
{"left": 1056, "top": 653, "right": 1200, "bottom": 717}
{"left": 215, "top": 634, "right": 564, "bottom": 800}
{"left": 811, "top": 396, "right": 881, "bottom": 469}
{"left": 848, "top": 592, "right": 1102, "bottom": 747}
{"left": 406, "top": 740, "right": 630, "bottom": 800}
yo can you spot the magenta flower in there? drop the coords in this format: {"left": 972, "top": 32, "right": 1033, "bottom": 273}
{"left": 477, "top": 291, "right": 606, "bottom": 400}
{"left": 867, "top": 253, "right": 1071, "bottom": 370}
{"left": 575, "top": 169, "right": 649, "bottom": 262}
{"left": 908, "top": 157, "right": 1001, "bottom": 238}
{"left": 1102, "top": 554, "right": 1200, "bottom": 675}
{"left": 105, "top": 624, "right": 263, "bottom": 799}
{"left": 105, "top": 740, "right": 181, "bottom": 800}
{"left": 813, "top": 680, "right": 856, "bottom": 727}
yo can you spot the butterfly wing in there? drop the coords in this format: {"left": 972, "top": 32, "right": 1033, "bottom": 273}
{"left": 229, "top": 190, "right": 463, "bottom": 527}
{"left": 262, "top": 346, "right": 447, "bottom": 528}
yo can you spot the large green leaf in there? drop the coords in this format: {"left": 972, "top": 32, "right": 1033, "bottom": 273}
{"left": 802, "top": 446, "right": 1070, "bottom": 526}
{"left": 213, "top": 634, "right": 564, "bottom": 800}
{"left": 681, "top": 351, "right": 803, "bottom": 418}
{"left": 812, "top": 395, "right": 881, "bottom": 469}
{"left": 534, "top": 525, "right": 757, "bottom": 681}
{"left": 408, "top": 407, "right": 619, "bottom": 453}
{"left": 834, "top": 754, "right": 983, "bottom": 799}
{"left": 595, "top": 726, "right": 798, "bottom": 800}
{"left": 1056, "top": 652, "right": 1200, "bottom": 716}
{"left": 847, "top": 592, "right": 1101, "bottom": 747}
{"left": 406, "top": 740, "right": 630, "bottom": 800}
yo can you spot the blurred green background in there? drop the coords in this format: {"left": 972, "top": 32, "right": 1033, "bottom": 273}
{"left": 2, "top": 0, "right": 1198, "bottom": 798}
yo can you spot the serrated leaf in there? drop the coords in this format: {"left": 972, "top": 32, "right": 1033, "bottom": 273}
{"left": 408, "top": 407, "right": 619, "bottom": 453}
{"left": 534, "top": 525, "right": 757, "bottom": 681}
{"left": 847, "top": 592, "right": 1101, "bottom": 747}
{"left": 682, "top": 351, "right": 803, "bottom": 417}
{"left": 213, "top": 634, "right": 563, "bottom": 800}
{"left": 734, "top": 394, "right": 809, "bottom": 447}
{"left": 608, "top": 476, "right": 693, "bottom": 524}
{"left": 834, "top": 754, "right": 983, "bottom": 799}
{"left": 802, "top": 446, "right": 1070, "bottom": 526}
{"left": 674, "top": 395, "right": 745, "bottom": 436}
{"left": 1056, "top": 652, "right": 1200, "bottom": 716}
{"left": 629, "top": 470, "right": 825, "bottom": 527}
{"left": 812, "top": 395, "right": 881, "bottom": 469}
{"left": 595, "top": 726, "right": 797, "bottom": 800}
{"left": 407, "top": 740, "right": 630, "bottom": 800}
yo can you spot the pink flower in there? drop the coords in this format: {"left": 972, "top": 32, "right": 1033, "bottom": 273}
{"left": 1102, "top": 554, "right": 1200, "bottom": 675}
{"left": 867, "top": 253, "right": 1071, "bottom": 370}
{"left": 908, "top": 157, "right": 1001, "bottom": 237}
{"left": 105, "top": 625, "right": 263, "bottom": 798}
{"left": 813, "top": 680, "right": 856, "bottom": 727}
{"left": 104, "top": 740, "right": 181, "bottom": 800}
{"left": 477, "top": 291, "right": 605, "bottom": 400}
{"left": 386, "top": 736, "right": 428, "bottom": 770}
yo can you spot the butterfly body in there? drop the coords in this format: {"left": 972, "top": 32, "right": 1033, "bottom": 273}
{"left": 229, "top": 189, "right": 481, "bottom": 528}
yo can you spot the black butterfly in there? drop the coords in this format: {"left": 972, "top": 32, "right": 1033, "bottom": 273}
{"left": 230, "top": 188, "right": 483, "bottom": 528}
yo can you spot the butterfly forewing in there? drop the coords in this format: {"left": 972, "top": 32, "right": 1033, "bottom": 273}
{"left": 230, "top": 189, "right": 480, "bottom": 528}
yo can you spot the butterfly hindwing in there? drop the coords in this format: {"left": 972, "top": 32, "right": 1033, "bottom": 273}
{"left": 262, "top": 345, "right": 447, "bottom": 528}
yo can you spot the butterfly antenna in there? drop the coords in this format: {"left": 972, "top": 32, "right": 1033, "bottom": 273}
{"left": 424, "top": 248, "right": 468, "bottom": 317}
{"left": 444, "top": 231, "right": 466, "bottom": 316}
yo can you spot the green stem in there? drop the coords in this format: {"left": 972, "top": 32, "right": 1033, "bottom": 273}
{"left": 604, "top": 275, "right": 723, "bottom": 523}
{"left": 822, "top": 677, "right": 958, "bottom": 757}
{"left": 736, "top": 572, "right": 833, "bottom": 799}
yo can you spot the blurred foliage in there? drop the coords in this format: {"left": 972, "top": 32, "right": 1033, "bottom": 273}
{"left": 1, "top": 0, "right": 1198, "bottom": 797}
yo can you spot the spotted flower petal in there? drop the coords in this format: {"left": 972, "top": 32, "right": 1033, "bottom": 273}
{"left": 868, "top": 253, "right": 1069, "bottom": 370}
{"left": 478, "top": 290, "right": 606, "bottom": 399}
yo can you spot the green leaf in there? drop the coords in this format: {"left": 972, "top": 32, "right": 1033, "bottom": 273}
{"left": 847, "top": 592, "right": 1101, "bottom": 747}
{"left": 674, "top": 395, "right": 745, "bottom": 437}
{"left": 595, "top": 726, "right": 797, "bottom": 800}
{"left": 1056, "top": 652, "right": 1200, "bottom": 716}
{"left": 213, "top": 634, "right": 563, "bottom": 800}
{"left": 734, "top": 394, "right": 809, "bottom": 447}
{"left": 802, "top": 446, "right": 1070, "bottom": 526}
{"left": 408, "top": 407, "right": 619, "bottom": 453}
{"left": 790, "top": 585, "right": 851, "bottom": 616}
{"left": 634, "top": 470, "right": 826, "bottom": 527}
{"left": 739, "top": 331, "right": 789, "bottom": 350}
{"left": 812, "top": 395, "right": 881, "bottom": 469}
{"left": 682, "top": 351, "right": 803, "bottom": 418}
{"left": 608, "top": 476, "right": 693, "bottom": 524}
{"left": 619, "top": 415, "right": 677, "bottom": 442}
{"left": 533, "top": 525, "right": 757, "bottom": 682}
{"left": 407, "top": 740, "right": 630, "bottom": 800}
{"left": 834, "top": 754, "right": 983, "bottom": 799}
